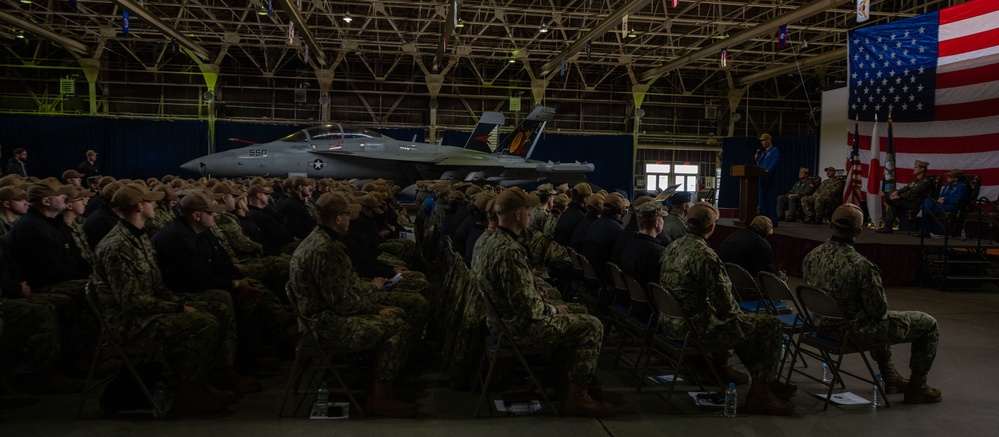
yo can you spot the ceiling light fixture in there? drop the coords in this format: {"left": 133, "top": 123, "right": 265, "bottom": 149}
{"left": 628, "top": 29, "right": 637, "bottom": 38}
{"left": 258, "top": 8, "right": 268, "bottom": 16}
{"left": 508, "top": 57, "right": 516, "bottom": 63}
{"left": 539, "top": 23, "right": 549, "bottom": 33}
{"left": 456, "top": 18, "right": 464, "bottom": 28}
{"left": 343, "top": 12, "right": 352, "bottom": 23}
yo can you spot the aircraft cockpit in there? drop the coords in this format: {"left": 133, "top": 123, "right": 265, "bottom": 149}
{"left": 277, "top": 125, "right": 385, "bottom": 143}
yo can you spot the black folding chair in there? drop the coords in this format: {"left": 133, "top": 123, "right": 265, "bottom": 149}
{"left": 725, "top": 263, "right": 788, "bottom": 314}
{"left": 610, "top": 276, "right": 657, "bottom": 387}
{"left": 755, "top": 272, "right": 807, "bottom": 379}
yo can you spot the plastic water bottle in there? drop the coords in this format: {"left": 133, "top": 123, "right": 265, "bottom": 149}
{"left": 152, "top": 381, "right": 172, "bottom": 417}
{"left": 510, "top": 400, "right": 543, "bottom": 415}
{"left": 872, "top": 374, "right": 886, "bottom": 408}
{"left": 724, "top": 383, "right": 737, "bottom": 418}
{"left": 316, "top": 380, "right": 330, "bottom": 416}
{"left": 822, "top": 362, "right": 833, "bottom": 383}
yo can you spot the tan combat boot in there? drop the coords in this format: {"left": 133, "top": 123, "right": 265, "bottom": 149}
{"left": 562, "top": 383, "right": 615, "bottom": 418}
{"left": 903, "top": 372, "right": 942, "bottom": 404}
{"left": 877, "top": 360, "right": 909, "bottom": 394}
{"left": 744, "top": 380, "right": 794, "bottom": 416}
{"left": 367, "top": 379, "right": 417, "bottom": 418}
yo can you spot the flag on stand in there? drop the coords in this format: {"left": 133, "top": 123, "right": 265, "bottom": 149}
{"left": 122, "top": 11, "right": 129, "bottom": 36}
{"left": 857, "top": 0, "right": 870, "bottom": 23}
{"left": 847, "top": 0, "right": 999, "bottom": 201}
{"left": 672, "top": 0, "right": 680, "bottom": 7}
{"left": 720, "top": 48, "right": 728, "bottom": 68}
{"left": 883, "top": 117, "right": 896, "bottom": 193}
{"left": 778, "top": 24, "right": 788, "bottom": 49}
{"left": 844, "top": 118, "right": 863, "bottom": 206}
{"left": 866, "top": 117, "right": 882, "bottom": 227}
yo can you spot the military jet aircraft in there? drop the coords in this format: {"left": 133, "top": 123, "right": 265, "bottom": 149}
{"left": 180, "top": 106, "right": 593, "bottom": 185}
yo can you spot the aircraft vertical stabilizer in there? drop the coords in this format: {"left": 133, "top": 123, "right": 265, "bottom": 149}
{"left": 498, "top": 106, "right": 555, "bottom": 159}
{"left": 462, "top": 111, "right": 505, "bottom": 153}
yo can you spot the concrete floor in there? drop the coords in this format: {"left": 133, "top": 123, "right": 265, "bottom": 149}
{"left": 3, "top": 283, "right": 997, "bottom": 437}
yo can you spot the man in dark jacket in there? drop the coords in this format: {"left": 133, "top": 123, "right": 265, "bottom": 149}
{"left": 553, "top": 182, "right": 592, "bottom": 246}
{"left": 276, "top": 176, "right": 316, "bottom": 239}
{"left": 246, "top": 184, "right": 294, "bottom": 255}
{"left": 717, "top": 215, "right": 778, "bottom": 277}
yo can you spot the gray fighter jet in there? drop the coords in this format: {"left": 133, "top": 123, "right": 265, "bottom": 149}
{"left": 180, "top": 106, "right": 593, "bottom": 185}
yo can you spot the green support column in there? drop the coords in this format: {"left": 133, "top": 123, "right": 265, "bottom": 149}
{"left": 631, "top": 83, "right": 650, "bottom": 197}
{"left": 200, "top": 64, "right": 220, "bottom": 155}
{"left": 426, "top": 74, "right": 444, "bottom": 144}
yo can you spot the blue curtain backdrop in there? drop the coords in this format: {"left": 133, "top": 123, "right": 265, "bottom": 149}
{"left": 0, "top": 115, "right": 629, "bottom": 189}
{"left": 719, "top": 133, "right": 818, "bottom": 209}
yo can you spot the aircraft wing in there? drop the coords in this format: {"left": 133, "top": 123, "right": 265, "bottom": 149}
{"left": 309, "top": 150, "right": 438, "bottom": 163}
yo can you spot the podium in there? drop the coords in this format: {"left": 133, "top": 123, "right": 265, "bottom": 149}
{"left": 731, "top": 165, "right": 768, "bottom": 226}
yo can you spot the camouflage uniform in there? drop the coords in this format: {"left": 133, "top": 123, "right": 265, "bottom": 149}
{"left": 470, "top": 227, "right": 603, "bottom": 386}
{"left": 884, "top": 176, "right": 937, "bottom": 225}
{"left": 802, "top": 177, "right": 845, "bottom": 223}
{"left": 661, "top": 210, "right": 687, "bottom": 241}
{"left": 0, "top": 215, "right": 13, "bottom": 238}
{"left": 289, "top": 226, "right": 428, "bottom": 381}
{"left": 144, "top": 205, "right": 174, "bottom": 236}
{"left": 92, "top": 222, "right": 227, "bottom": 379}
{"left": 529, "top": 205, "right": 553, "bottom": 236}
{"left": 658, "top": 234, "right": 783, "bottom": 381}
{"left": 802, "top": 237, "right": 939, "bottom": 373}
{"left": 67, "top": 219, "right": 95, "bottom": 266}
{"left": 777, "top": 177, "right": 818, "bottom": 220}
{"left": 0, "top": 298, "right": 60, "bottom": 371}
{"left": 213, "top": 212, "right": 291, "bottom": 295}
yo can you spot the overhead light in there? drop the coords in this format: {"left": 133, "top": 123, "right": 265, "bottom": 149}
{"left": 539, "top": 23, "right": 549, "bottom": 33}
{"left": 258, "top": 8, "right": 268, "bottom": 16}
{"left": 19, "top": 0, "right": 32, "bottom": 4}
{"left": 628, "top": 29, "right": 637, "bottom": 38}
{"left": 508, "top": 57, "right": 516, "bottom": 63}
{"left": 15, "top": 31, "right": 25, "bottom": 39}
{"left": 456, "top": 18, "right": 464, "bottom": 28}
{"left": 343, "top": 12, "right": 352, "bottom": 23}
{"left": 712, "top": 33, "right": 730, "bottom": 39}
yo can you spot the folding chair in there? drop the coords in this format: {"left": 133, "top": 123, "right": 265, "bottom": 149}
{"left": 279, "top": 284, "right": 366, "bottom": 417}
{"left": 610, "top": 276, "right": 657, "bottom": 386}
{"left": 575, "top": 254, "right": 605, "bottom": 316}
{"left": 755, "top": 272, "right": 807, "bottom": 379}
{"left": 724, "top": 263, "right": 787, "bottom": 314}
{"left": 564, "top": 247, "right": 585, "bottom": 300}
{"left": 795, "top": 284, "right": 891, "bottom": 410}
{"left": 77, "top": 284, "right": 166, "bottom": 419}
{"left": 638, "top": 283, "right": 729, "bottom": 406}
{"left": 471, "top": 290, "right": 558, "bottom": 417}
{"left": 604, "top": 262, "right": 631, "bottom": 336}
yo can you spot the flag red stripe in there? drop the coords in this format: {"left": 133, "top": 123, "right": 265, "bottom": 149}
{"left": 936, "top": 61, "right": 999, "bottom": 88}
{"left": 936, "top": 96, "right": 999, "bottom": 120}
{"left": 939, "top": 0, "right": 999, "bottom": 25}
{"left": 848, "top": 131, "right": 999, "bottom": 154}
{"left": 938, "top": 26, "right": 999, "bottom": 56}
{"left": 862, "top": 165, "right": 999, "bottom": 185}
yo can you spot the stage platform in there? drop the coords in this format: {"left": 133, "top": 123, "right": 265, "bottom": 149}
{"left": 710, "top": 218, "right": 999, "bottom": 286}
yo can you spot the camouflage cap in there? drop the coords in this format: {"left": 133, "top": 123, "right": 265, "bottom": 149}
{"left": 0, "top": 174, "right": 24, "bottom": 188}
{"left": 472, "top": 192, "right": 496, "bottom": 212}
{"left": 211, "top": 182, "right": 241, "bottom": 196}
{"left": 101, "top": 181, "right": 124, "bottom": 200}
{"left": 179, "top": 190, "right": 226, "bottom": 214}
{"left": 634, "top": 201, "right": 668, "bottom": 221}
{"left": 552, "top": 193, "right": 570, "bottom": 209}
{"left": 750, "top": 215, "right": 774, "bottom": 235}
{"left": 686, "top": 201, "right": 719, "bottom": 228}
{"left": 248, "top": 184, "right": 274, "bottom": 196}
{"left": 632, "top": 196, "right": 655, "bottom": 209}
{"left": 831, "top": 203, "right": 863, "bottom": 231}
{"left": 915, "top": 160, "right": 929, "bottom": 168}
{"left": 494, "top": 187, "right": 540, "bottom": 214}
{"left": 0, "top": 186, "right": 27, "bottom": 202}
{"left": 447, "top": 190, "right": 466, "bottom": 202}
{"left": 291, "top": 176, "right": 315, "bottom": 187}
{"left": 824, "top": 166, "right": 836, "bottom": 172}
{"left": 152, "top": 184, "right": 178, "bottom": 201}
{"left": 585, "top": 193, "right": 605, "bottom": 210}
{"left": 536, "top": 183, "right": 554, "bottom": 195}
{"left": 112, "top": 183, "right": 166, "bottom": 211}
{"left": 316, "top": 192, "right": 361, "bottom": 220}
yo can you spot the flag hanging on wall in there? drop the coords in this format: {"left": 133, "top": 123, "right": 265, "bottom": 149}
{"left": 720, "top": 48, "right": 728, "bottom": 68}
{"left": 883, "top": 117, "right": 896, "bottom": 193}
{"left": 847, "top": 0, "right": 999, "bottom": 201}
{"left": 866, "top": 117, "right": 882, "bottom": 227}
{"left": 122, "top": 11, "right": 129, "bottom": 36}
{"left": 778, "top": 24, "right": 788, "bottom": 49}
{"left": 672, "top": 0, "right": 680, "bottom": 7}
{"left": 857, "top": 0, "right": 870, "bottom": 23}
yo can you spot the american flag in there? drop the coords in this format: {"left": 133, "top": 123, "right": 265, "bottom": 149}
{"left": 843, "top": 118, "right": 863, "bottom": 206}
{"left": 847, "top": 0, "right": 999, "bottom": 201}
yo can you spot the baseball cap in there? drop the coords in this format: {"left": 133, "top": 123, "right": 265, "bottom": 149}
{"left": 536, "top": 183, "right": 554, "bottom": 195}
{"left": 634, "top": 201, "right": 668, "bottom": 220}
{"left": 248, "top": 184, "right": 274, "bottom": 196}
{"left": 473, "top": 192, "right": 496, "bottom": 212}
{"left": 494, "top": 187, "right": 540, "bottom": 214}
{"left": 669, "top": 191, "right": 692, "bottom": 206}
{"left": 915, "top": 160, "right": 929, "bottom": 168}
{"left": 759, "top": 133, "right": 772, "bottom": 140}
{"left": 62, "top": 169, "right": 85, "bottom": 180}
{"left": 85, "top": 149, "right": 98, "bottom": 157}
{"left": 26, "top": 180, "right": 65, "bottom": 203}
{"left": 316, "top": 192, "right": 361, "bottom": 220}
{"left": 152, "top": 184, "right": 178, "bottom": 201}
{"left": 111, "top": 183, "right": 166, "bottom": 210}
{"left": 0, "top": 186, "right": 27, "bottom": 202}
{"left": 211, "top": 182, "right": 241, "bottom": 196}
{"left": 831, "top": 204, "right": 864, "bottom": 231}
{"left": 179, "top": 191, "right": 226, "bottom": 214}
{"left": 585, "top": 193, "right": 605, "bottom": 210}
{"left": 686, "top": 201, "right": 719, "bottom": 228}
{"left": 291, "top": 176, "right": 315, "bottom": 187}
{"left": 572, "top": 182, "right": 593, "bottom": 196}
{"left": 750, "top": 215, "right": 774, "bottom": 235}
{"left": 824, "top": 166, "right": 836, "bottom": 172}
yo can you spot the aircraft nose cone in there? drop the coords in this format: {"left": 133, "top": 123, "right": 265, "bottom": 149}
{"left": 180, "top": 158, "right": 204, "bottom": 174}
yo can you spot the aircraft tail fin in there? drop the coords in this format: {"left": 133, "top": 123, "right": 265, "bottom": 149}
{"left": 462, "top": 111, "right": 505, "bottom": 153}
{"left": 497, "top": 106, "right": 555, "bottom": 159}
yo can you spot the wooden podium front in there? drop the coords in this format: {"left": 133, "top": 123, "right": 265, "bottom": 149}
{"left": 731, "top": 165, "right": 768, "bottom": 227}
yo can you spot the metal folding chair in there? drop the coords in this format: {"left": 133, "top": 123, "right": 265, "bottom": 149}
{"left": 725, "top": 263, "right": 788, "bottom": 314}
{"left": 755, "top": 272, "right": 807, "bottom": 379}
{"left": 610, "top": 276, "right": 657, "bottom": 386}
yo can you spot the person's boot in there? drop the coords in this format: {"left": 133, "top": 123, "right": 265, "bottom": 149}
{"left": 768, "top": 379, "right": 799, "bottom": 399}
{"left": 744, "top": 380, "right": 794, "bottom": 416}
{"left": 877, "top": 359, "right": 909, "bottom": 394}
{"left": 561, "top": 382, "right": 615, "bottom": 418}
{"left": 367, "top": 379, "right": 417, "bottom": 418}
{"left": 903, "top": 372, "right": 942, "bottom": 404}
{"left": 714, "top": 360, "right": 750, "bottom": 385}
{"left": 174, "top": 379, "right": 226, "bottom": 413}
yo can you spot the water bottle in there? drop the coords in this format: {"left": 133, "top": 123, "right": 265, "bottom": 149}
{"left": 152, "top": 380, "right": 172, "bottom": 417}
{"left": 821, "top": 362, "right": 833, "bottom": 383}
{"left": 316, "top": 380, "right": 330, "bottom": 416}
{"left": 509, "top": 400, "right": 543, "bottom": 415}
{"left": 724, "top": 383, "right": 737, "bottom": 418}
{"left": 872, "top": 373, "right": 886, "bottom": 408}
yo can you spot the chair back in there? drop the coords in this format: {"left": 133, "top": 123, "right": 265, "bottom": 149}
{"left": 607, "top": 262, "right": 627, "bottom": 292}
{"left": 724, "top": 262, "right": 760, "bottom": 302}
{"left": 578, "top": 254, "right": 599, "bottom": 281}
{"left": 756, "top": 272, "right": 798, "bottom": 312}
{"left": 566, "top": 246, "right": 583, "bottom": 271}
{"left": 795, "top": 284, "right": 845, "bottom": 322}
{"left": 648, "top": 283, "right": 681, "bottom": 318}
